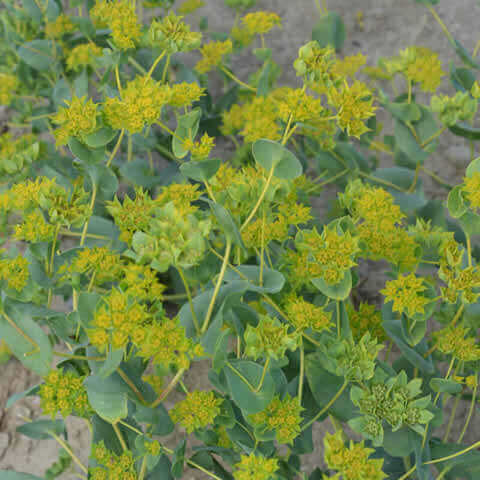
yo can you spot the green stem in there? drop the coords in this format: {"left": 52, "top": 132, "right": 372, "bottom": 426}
{"left": 112, "top": 422, "right": 127, "bottom": 451}
{"left": 302, "top": 381, "right": 348, "bottom": 430}
{"left": 151, "top": 368, "right": 186, "bottom": 407}
{"left": 48, "top": 431, "right": 88, "bottom": 474}
{"left": 161, "top": 54, "right": 171, "bottom": 83}
{"left": 253, "top": 357, "right": 270, "bottom": 393}
{"left": 457, "top": 377, "right": 477, "bottom": 443}
{"left": 201, "top": 239, "right": 232, "bottom": 334}
{"left": 298, "top": 341, "right": 305, "bottom": 405}
{"left": 426, "top": 440, "right": 480, "bottom": 465}
{"left": 443, "top": 392, "right": 461, "bottom": 442}
{"left": 53, "top": 351, "right": 105, "bottom": 361}
{"left": 145, "top": 50, "right": 166, "bottom": 80}
{"left": 420, "top": 126, "right": 447, "bottom": 147}
{"left": 336, "top": 300, "right": 341, "bottom": 338}
{"left": 80, "top": 185, "right": 97, "bottom": 246}
{"left": 220, "top": 66, "right": 257, "bottom": 92}
{"left": 177, "top": 266, "right": 200, "bottom": 333}
{"left": 117, "top": 367, "right": 147, "bottom": 405}
{"left": 226, "top": 361, "right": 256, "bottom": 391}
{"left": 139, "top": 456, "right": 148, "bottom": 480}
{"left": 106, "top": 129, "right": 125, "bottom": 168}
{"left": 427, "top": 5, "right": 455, "bottom": 45}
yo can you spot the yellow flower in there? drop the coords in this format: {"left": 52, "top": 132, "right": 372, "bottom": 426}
{"left": 405, "top": 46, "right": 444, "bottom": 92}
{"left": 195, "top": 39, "right": 233, "bottom": 74}
{"left": 331, "top": 52, "right": 367, "bottom": 78}
{"left": 0, "top": 255, "right": 29, "bottom": 291}
{"left": 347, "top": 302, "right": 386, "bottom": 342}
{"left": 183, "top": 132, "right": 215, "bottom": 160}
{"left": 45, "top": 13, "right": 75, "bottom": 38}
{"left": 241, "top": 11, "right": 281, "bottom": 35}
{"left": 462, "top": 172, "right": 480, "bottom": 212}
{"left": 233, "top": 454, "right": 279, "bottom": 480}
{"left": 14, "top": 211, "right": 55, "bottom": 242}
{"left": 90, "top": 0, "right": 141, "bottom": 50}
{"left": 52, "top": 96, "right": 98, "bottom": 146}
{"left": 177, "top": 0, "right": 205, "bottom": 15}
{"left": 271, "top": 87, "right": 324, "bottom": 123}
{"left": 120, "top": 263, "right": 166, "bottom": 300}
{"left": 170, "top": 390, "right": 223, "bottom": 433}
{"left": 381, "top": 273, "right": 430, "bottom": 317}
{"left": 66, "top": 43, "right": 103, "bottom": 72}
{"left": 103, "top": 76, "right": 171, "bottom": 133}
{"left": 284, "top": 294, "right": 331, "bottom": 332}
{"left": 249, "top": 394, "right": 303, "bottom": 444}
{"left": 434, "top": 325, "right": 480, "bottom": 362}
{"left": 0, "top": 73, "right": 19, "bottom": 105}
{"left": 69, "top": 246, "right": 123, "bottom": 285}
{"left": 169, "top": 82, "right": 206, "bottom": 108}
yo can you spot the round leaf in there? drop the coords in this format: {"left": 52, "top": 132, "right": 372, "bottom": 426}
{"left": 252, "top": 139, "right": 302, "bottom": 180}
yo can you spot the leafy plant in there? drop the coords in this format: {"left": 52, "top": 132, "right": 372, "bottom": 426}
{"left": 1, "top": 0, "right": 480, "bottom": 479}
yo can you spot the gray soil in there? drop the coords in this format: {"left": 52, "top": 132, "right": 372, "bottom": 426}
{"left": 1, "top": 0, "right": 479, "bottom": 478}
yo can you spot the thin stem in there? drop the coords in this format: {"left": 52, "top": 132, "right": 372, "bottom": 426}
{"left": 151, "top": 368, "right": 186, "bottom": 407}
{"left": 177, "top": 266, "right": 200, "bottom": 333}
{"left": 145, "top": 50, "right": 166, "bottom": 81}
{"left": 115, "top": 65, "right": 122, "bottom": 97}
{"left": 426, "top": 440, "right": 480, "bottom": 465}
{"left": 80, "top": 185, "right": 97, "bottom": 246}
{"left": 117, "top": 367, "right": 147, "bottom": 404}
{"left": 253, "top": 357, "right": 270, "bottom": 393}
{"left": 398, "top": 465, "right": 417, "bottom": 480}
{"left": 421, "top": 126, "right": 447, "bottom": 147}
{"left": 118, "top": 419, "right": 143, "bottom": 436}
{"left": 466, "top": 233, "right": 472, "bottom": 267}
{"left": 474, "top": 38, "right": 480, "bottom": 57}
{"left": 302, "top": 381, "right": 348, "bottom": 430}
{"left": 240, "top": 165, "right": 275, "bottom": 232}
{"left": 112, "top": 422, "right": 127, "bottom": 451}
{"left": 220, "top": 66, "right": 257, "bottom": 92}
{"left": 128, "top": 56, "right": 147, "bottom": 74}
{"left": 48, "top": 431, "right": 88, "bottom": 474}
{"left": 336, "top": 300, "right": 341, "bottom": 339}
{"left": 2, "top": 310, "right": 39, "bottom": 351}
{"left": 127, "top": 133, "right": 132, "bottom": 163}
{"left": 201, "top": 240, "right": 232, "bottom": 334}
{"left": 226, "top": 362, "right": 256, "bottom": 391}
{"left": 421, "top": 166, "right": 453, "bottom": 189}
{"left": 106, "top": 129, "right": 125, "bottom": 167}
{"left": 443, "top": 393, "right": 461, "bottom": 442}
{"left": 457, "top": 377, "right": 477, "bottom": 443}
{"left": 298, "top": 341, "right": 305, "bottom": 405}
{"left": 161, "top": 54, "right": 171, "bottom": 83}
{"left": 407, "top": 79, "right": 412, "bottom": 104}
{"left": 407, "top": 163, "right": 420, "bottom": 193}
{"left": 139, "top": 456, "right": 148, "bottom": 480}
{"left": 186, "top": 459, "right": 222, "bottom": 480}
{"left": 427, "top": 5, "right": 455, "bottom": 45}
{"left": 53, "top": 351, "right": 105, "bottom": 361}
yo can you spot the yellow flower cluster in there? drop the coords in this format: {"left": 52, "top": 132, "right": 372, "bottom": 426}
{"left": 347, "top": 302, "right": 386, "bottom": 342}
{"left": 170, "top": 390, "right": 223, "bottom": 433}
{"left": 272, "top": 87, "right": 325, "bottom": 123}
{"left": 135, "top": 317, "right": 200, "bottom": 369}
{"left": 66, "top": 43, "right": 103, "bottom": 72}
{"left": 343, "top": 182, "right": 419, "bottom": 270}
{"left": 241, "top": 11, "right": 281, "bottom": 35}
{"left": 439, "top": 264, "right": 480, "bottom": 304}
{"left": 249, "top": 394, "right": 303, "bottom": 444}
{"left": 90, "top": 0, "right": 141, "bottom": 50}
{"left": 39, "top": 369, "right": 92, "bottom": 419}
{"left": 324, "top": 431, "right": 387, "bottom": 480}
{"left": 178, "top": 0, "right": 205, "bottom": 15}
{"left": 0, "top": 73, "right": 18, "bottom": 105}
{"left": 120, "top": 263, "right": 166, "bottom": 301}
{"left": 8, "top": 177, "right": 56, "bottom": 212}
{"left": 90, "top": 442, "right": 137, "bottom": 480}
{"left": 107, "top": 188, "right": 157, "bottom": 244}
{"left": 298, "top": 226, "right": 359, "bottom": 285}
{"left": 195, "top": 39, "right": 233, "bottom": 74}
{"left": 88, "top": 289, "right": 149, "bottom": 351}
{"left": 52, "top": 96, "right": 98, "bottom": 146}
{"left": 169, "top": 82, "right": 205, "bottom": 108}
{"left": 462, "top": 172, "right": 480, "bottom": 212}
{"left": 405, "top": 47, "right": 444, "bottom": 92}
{"left": 14, "top": 211, "right": 55, "bottom": 242}
{"left": 434, "top": 325, "right": 480, "bottom": 362}
{"left": 328, "top": 81, "right": 376, "bottom": 138}
{"left": 381, "top": 273, "right": 430, "bottom": 317}
{"left": 183, "top": 133, "right": 216, "bottom": 160}
{"left": 104, "top": 76, "right": 171, "bottom": 133}
{"left": 156, "top": 183, "right": 202, "bottom": 215}
{"left": 0, "top": 132, "right": 38, "bottom": 178}
{"left": 331, "top": 53, "right": 367, "bottom": 78}
{"left": 69, "top": 247, "right": 123, "bottom": 285}
{"left": 294, "top": 41, "right": 336, "bottom": 84}
{"left": 233, "top": 454, "right": 279, "bottom": 480}
{"left": 453, "top": 375, "right": 477, "bottom": 390}
{"left": 45, "top": 14, "right": 75, "bottom": 38}
{"left": 148, "top": 13, "right": 202, "bottom": 53}
{"left": 0, "top": 255, "right": 29, "bottom": 291}
{"left": 284, "top": 294, "right": 331, "bottom": 332}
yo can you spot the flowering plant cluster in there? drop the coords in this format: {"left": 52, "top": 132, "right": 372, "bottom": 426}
{"left": 2, "top": 0, "right": 480, "bottom": 479}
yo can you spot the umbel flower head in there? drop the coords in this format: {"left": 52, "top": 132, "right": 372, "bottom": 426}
{"left": 39, "top": 369, "right": 92, "bottom": 419}
{"left": 52, "top": 96, "right": 98, "bottom": 146}
{"left": 148, "top": 13, "right": 202, "bottom": 53}
{"left": 90, "top": 0, "right": 141, "bottom": 50}
{"left": 324, "top": 430, "right": 387, "bottom": 480}
{"left": 249, "top": 394, "right": 303, "bottom": 444}
{"left": 233, "top": 454, "right": 279, "bottom": 480}
{"left": 347, "top": 302, "right": 386, "bottom": 342}
{"left": 284, "top": 293, "right": 331, "bottom": 333}
{"left": 431, "top": 91, "right": 477, "bottom": 127}
{"left": 0, "top": 73, "right": 19, "bottom": 105}
{"left": 241, "top": 11, "right": 281, "bottom": 35}
{"left": 66, "top": 43, "right": 103, "bottom": 72}
{"left": 195, "top": 39, "right": 233, "bottom": 73}
{"left": 434, "top": 325, "right": 480, "bottom": 362}
{"left": 462, "top": 171, "right": 480, "bottom": 212}
{"left": 170, "top": 390, "right": 223, "bottom": 433}
{"left": 294, "top": 41, "right": 336, "bottom": 84}
{"left": 244, "top": 314, "right": 299, "bottom": 360}
{"left": 45, "top": 13, "right": 75, "bottom": 38}
{"left": 0, "top": 254, "right": 29, "bottom": 292}
{"left": 90, "top": 442, "right": 136, "bottom": 480}
{"left": 0, "top": 132, "right": 39, "bottom": 180}
{"left": 103, "top": 75, "right": 171, "bottom": 133}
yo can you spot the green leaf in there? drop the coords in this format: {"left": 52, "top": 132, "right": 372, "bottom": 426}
{"left": 450, "top": 64, "right": 476, "bottom": 92}
{"left": 133, "top": 403, "right": 174, "bottom": 436}
{"left": 120, "top": 158, "right": 165, "bottom": 188}
{"left": 224, "top": 360, "right": 275, "bottom": 414}
{"left": 311, "top": 12, "right": 345, "bottom": 51}
{"left": 429, "top": 441, "right": 480, "bottom": 479}
{"left": 447, "top": 185, "right": 468, "bottom": 218}
{"left": 223, "top": 265, "right": 285, "bottom": 294}
{"left": 22, "top": 0, "right": 59, "bottom": 22}
{"left": 429, "top": 378, "right": 462, "bottom": 395}
{"left": 84, "top": 127, "right": 117, "bottom": 149}
{"left": 84, "top": 375, "right": 129, "bottom": 423}
{"left": 252, "top": 139, "right": 303, "bottom": 179}
{"left": 305, "top": 354, "right": 354, "bottom": 422}
{"left": 74, "top": 69, "right": 89, "bottom": 98}
{"left": 17, "top": 40, "right": 59, "bottom": 71}
{"left": 98, "top": 349, "right": 124, "bottom": 379}
{"left": 68, "top": 138, "right": 105, "bottom": 164}
{"left": 180, "top": 158, "right": 221, "bottom": 182}
{"left": 171, "top": 439, "right": 186, "bottom": 478}
{"left": 17, "top": 419, "right": 65, "bottom": 440}
{"left": 380, "top": 93, "right": 422, "bottom": 122}
{"left": 52, "top": 79, "right": 72, "bottom": 108}
{"left": 383, "top": 426, "right": 418, "bottom": 458}
{"left": 394, "top": 120, "right": 429, "bottom": 167}
{"left": 449, "top": 122, "right": 480, "bottom": 140}
{"left": 205, "top": 200, "right": 246, "bottom": 251}
{"left": 172, "top": 108, "right": 201, "bottom": 159}
{"left": 0, "top": 300, "right": 53, "bottom": 377}
{"left": 6, "top": 384, "right": 39, "bottom": 409}
{"left": 311, "top": 270, "right": 352, "bottom": 301}
{"left": 453, "top": 38, "right": 480, "bottom": 70}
